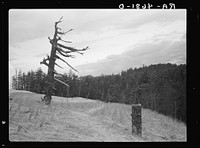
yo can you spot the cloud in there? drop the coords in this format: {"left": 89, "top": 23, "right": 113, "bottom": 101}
{"left": 124, "top": 9, "right": 186, "bottom": 30}
{"left": 75, "top": 39, "right": 186, "bottom": 76}
{"left": 9, "top": 9, "right": 185, "bottom": 47}
{"left": 9, "top": 9, "right": 186, "bottom": 82}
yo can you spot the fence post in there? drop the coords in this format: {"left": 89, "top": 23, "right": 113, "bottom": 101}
{"left": 131, "top": 104, "right": 142, "bottom": 137}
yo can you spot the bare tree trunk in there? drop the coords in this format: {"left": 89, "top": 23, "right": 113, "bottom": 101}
{"left": 15, "top": 69, "right": 18, "bottom": 90}
{"left": 86, "top": 92, "right": 90, "bottom": 99}
{"left": 131, "top": 104, "right": 142, "bottom": 137}
{"left": 43, "top": 32, "right": 57, "bottom": 105}
{"left": 78, "top": 84, "right": 82, "bottom": 96}
{"left": 40, "top": 17, "right": 88, "bottom": 105}
{"left": 86, "top": 87, "right": 91, "bottom": 99}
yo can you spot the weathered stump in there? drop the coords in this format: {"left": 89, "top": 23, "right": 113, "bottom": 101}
{"left": 43, "top": 95, "right": 52, "bottom": 105}
{"left": 42, "top": 85, "right": 53, "bottom": 105}
{"left": 131, "top": 104, "right": 142, "bottom": 137}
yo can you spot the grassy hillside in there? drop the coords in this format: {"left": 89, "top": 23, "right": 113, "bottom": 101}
{"left": 9, "top": 90, "right": 186, "bottom": 141}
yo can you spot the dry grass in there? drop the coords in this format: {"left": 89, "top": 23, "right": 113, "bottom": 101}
{"left": 142, "top": 109, "right": 186, "bottom": 141}
{"left": 9, "top": 91, "right": 55, "bottom": 141}
{"left": 9, "top": 90, "right": 186, "bottom": 142}
{"left": 90, "top": 103, "right": 186, "bottom": 141}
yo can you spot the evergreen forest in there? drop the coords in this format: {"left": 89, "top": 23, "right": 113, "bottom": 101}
{"left": 12, "top": 63, "right": 186, "bottom": 123}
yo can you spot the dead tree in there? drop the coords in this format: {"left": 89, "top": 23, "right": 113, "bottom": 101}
{"left": 40, "top": 17, "right": 88, "bottom": 105}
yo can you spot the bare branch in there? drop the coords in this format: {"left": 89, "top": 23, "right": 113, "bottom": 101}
{"left": 64, "top": 29, "right": 74, "bottom": 34}
{"left": 59, "top": 16, "right": 63, "bottom": 22}
{"left": 57, "top": 31, "right": 65, "bottom": 35}
{"left": 40, "top": 58, "right": 49, "bottom": 66}
{"left": 57, "top": 36, "right": 72, "bottom": 43}
{"left": 56, "top": 46, "right": 72, "bottom": 55}
{"left": 40, "top": 58, "right": 63, "bottom": 74}
{"left": 60, "top": 39, "right": 72, "bottom": 44}
{"left": 67, "top": 54, "right": 75, "bottom": 58}
{"left": 57, "top": 27, "right": 62, "bottom": 31}
{"left": 57, "top": 43, "right": 88, "bottom": 52}
{"left": 49, "top": 36, "right": 84, "bottom": 55}
{"left": 56, "top": 45, "right": 83, "bottom": 55}
{"left": 57, "top": 29, "right": 73, "bottom": 35}
{"left": 55, "top": 16, "right": 63, "bottom": 26}
{"left": 55, "top": 62, "right": 63, "bottom": 69}
{"left": 48, "top": 37, "right": 53, "bottom": 44}
{"left": 47, "top": 81, "right": 56, "bottom": 90}
{"left": 52, "top": 70, "right": 63, "bottom": 76}
{"left": 54, "top": 54, "right": 78, "bottom": 72}
{"left": 77, "top": 52, "right": 84, "bottom": 55}
{"left": 64, "top": 61, "right": 78, "bottom": 73}
{"left": 46, "top": 55, "right": 50, "bottom": 60}
{"left": 57, "top": 50, "right": 75, "bottom": 58}
{"left": 48, "top": 36, "right": 52, "bottom": 40}
{"left": 57, "top": 43, "right": 77, "bottom": 51}
{"left": 48, "top": 38, "right": 70, "bottom": 54}
{"left": 55, "top": 45, "right": 77, "bottom": 58}
{"left": 46, "top": 66, "right": 62, "bottom": 76}
{"left": 40, "top": 62, "right": 49, "bottom": 68}
{"left": 54, "top": 78, "right": 69, "bottom": 88}
{"left": 82, "top": 46, "right": 89, "bottom": 51}
{"left": 57, "top": 49, "right": 72, "bottom": 57}
{"left": 56, "top": 47, "right": 75, "bottom": 57}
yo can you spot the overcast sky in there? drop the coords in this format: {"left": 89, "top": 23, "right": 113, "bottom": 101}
{"left": 9, "top": 9, "right": 186, "bottom": 87}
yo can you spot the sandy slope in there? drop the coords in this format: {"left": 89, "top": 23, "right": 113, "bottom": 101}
{"left": 9, "top": 90, "right": 186, "bottom": 142}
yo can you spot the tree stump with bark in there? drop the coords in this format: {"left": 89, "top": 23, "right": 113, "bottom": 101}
{"left": 131, "top": 104, "right": 142, "bottom": 137}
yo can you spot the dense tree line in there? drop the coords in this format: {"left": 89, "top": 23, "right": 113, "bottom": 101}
{"left": 12, "top": 68, "right": 46, "bottom": 94}
{"left": 12, "top": 63, "right": 186, "bottom": 123}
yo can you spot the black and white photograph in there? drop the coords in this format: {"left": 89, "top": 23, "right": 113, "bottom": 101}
{"left": 9, "top": 9, "right": 186, "bottom": 142}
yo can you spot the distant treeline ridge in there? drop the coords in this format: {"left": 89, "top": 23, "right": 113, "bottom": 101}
{"left": 12, "top": 63, "right": 186, "bottom": 123}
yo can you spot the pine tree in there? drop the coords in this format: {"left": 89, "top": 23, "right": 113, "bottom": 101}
{"left": 17, "top": 69, "right": 23, "bottom": 90}
{"left": 22, "top": 72, "right": 26, "bottom": 90}
{"left": 11, "top": 75, "right": 17, "bottom": 90}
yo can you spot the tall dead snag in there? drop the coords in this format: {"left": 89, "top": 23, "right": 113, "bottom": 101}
{"left": 40, "top": 17, "right": 88, "bottom": 105}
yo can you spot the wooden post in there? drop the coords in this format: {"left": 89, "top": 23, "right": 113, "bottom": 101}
{"left": 131, "top": 104, "right": 142, "bottom": 137}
